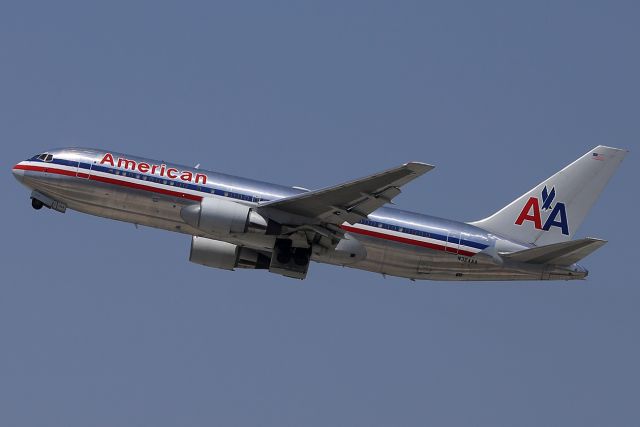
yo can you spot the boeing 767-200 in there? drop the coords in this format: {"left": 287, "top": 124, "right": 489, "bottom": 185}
{"left": 12, "top": 146, "right": 626, "bottom": 281}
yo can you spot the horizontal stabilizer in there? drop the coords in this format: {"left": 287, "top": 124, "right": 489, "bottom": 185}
{"left": 502, "top": 238, "right": 607, "bottom": 266}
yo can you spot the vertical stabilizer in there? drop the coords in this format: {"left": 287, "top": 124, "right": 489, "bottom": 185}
{"left": 470, "top": 146, "right": 627, "bottom": 246}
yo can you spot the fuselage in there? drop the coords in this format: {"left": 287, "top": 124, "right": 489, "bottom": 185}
{"left": 12, "top": 148, "right": 588, "bottom": 281}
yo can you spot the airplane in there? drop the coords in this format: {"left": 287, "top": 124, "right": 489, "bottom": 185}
{"left": 12, "top": 145, "right": 627, "bottom": 281}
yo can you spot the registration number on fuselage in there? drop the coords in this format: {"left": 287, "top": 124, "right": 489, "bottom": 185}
{"left": 457, "top": 255, "right": 478, "bottom": 264}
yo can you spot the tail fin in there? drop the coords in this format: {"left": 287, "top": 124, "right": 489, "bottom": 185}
{"left": 470, "top": 146, "right": 627, "bottom": 246}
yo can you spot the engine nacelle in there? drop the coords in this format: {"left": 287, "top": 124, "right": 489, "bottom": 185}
{"left": 189, "top": 236, "right": 270, "bottom": 270}
{"left": 180, "top": 197, "right": 267, "bottom": 235}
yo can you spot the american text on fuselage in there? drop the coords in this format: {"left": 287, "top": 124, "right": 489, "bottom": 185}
{"left": 12, "top": 146, "right": 626, "bottom": 281}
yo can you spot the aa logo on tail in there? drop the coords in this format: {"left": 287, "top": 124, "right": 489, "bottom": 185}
{"left": 515, "top": 186, "right": 569, "bottom": 235}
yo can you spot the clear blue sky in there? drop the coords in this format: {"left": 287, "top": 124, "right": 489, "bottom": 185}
{"left": 2, "top": 1, "right": 638, "bottom": 426}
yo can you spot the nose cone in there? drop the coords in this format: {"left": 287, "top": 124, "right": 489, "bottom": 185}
{"left": 12, "top": 163, "right": 25, "bottom": 182}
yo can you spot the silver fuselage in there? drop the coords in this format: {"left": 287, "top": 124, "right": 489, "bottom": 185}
{"left": 12, "top": 148, "right": 587, "bottom": 281}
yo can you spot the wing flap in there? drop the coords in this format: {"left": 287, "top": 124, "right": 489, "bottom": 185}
{"left": 502, "top": 238, "right": 607, "bottom": 266}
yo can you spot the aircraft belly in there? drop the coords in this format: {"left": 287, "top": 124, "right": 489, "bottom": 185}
{"left": 351, "top": 234, "right": 544, "bottom": 281}
{"left": 25, "top": 173, "right": 196, "bottom": 234}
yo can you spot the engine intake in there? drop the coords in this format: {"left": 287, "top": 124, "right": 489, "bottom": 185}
{"left": 189, "top": 236, "right": 270, "bottom": 270}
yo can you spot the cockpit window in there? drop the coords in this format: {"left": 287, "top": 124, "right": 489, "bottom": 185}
{"left": 45, "top": 154, "right": 53, "bottom": 162}
{"left": 36, "top": 153, "right": 53, "bottom": 162}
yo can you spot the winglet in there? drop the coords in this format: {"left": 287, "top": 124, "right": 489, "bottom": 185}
{"left": 405, "top": 162, "right": 434, "bottom": 175}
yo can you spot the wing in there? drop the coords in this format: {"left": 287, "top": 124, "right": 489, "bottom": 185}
{"left": 258, "top": 162, "right": 434, "bottom": 226}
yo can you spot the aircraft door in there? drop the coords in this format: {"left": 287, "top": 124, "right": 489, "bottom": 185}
{"left": 446, "top": 231, "right": 460, "bottom": 254}
{"left": 76, "top": 160, "right": 93, "bottom": 179}
{"left": 459, "top": 231, "right": 471, "bottom": 256}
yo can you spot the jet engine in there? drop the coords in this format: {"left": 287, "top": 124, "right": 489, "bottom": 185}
{"left": 180, "top": 197, "right": 267, "bottom": 235}
{"left": 189, "top": 236, "right": 270, "bottom": 270}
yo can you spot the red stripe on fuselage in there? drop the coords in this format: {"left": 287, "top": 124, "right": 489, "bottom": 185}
{"left": 13, "top": 164, "right": 203, "bottom": 202}
{"left": 341, "top": 224, "right": 476, "bottom": 257}
{"left": 14, "top": 164, "right": 77, "bottom": 177}
{"left": 89, "top": 174, "right": 202, "bottom": 201}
